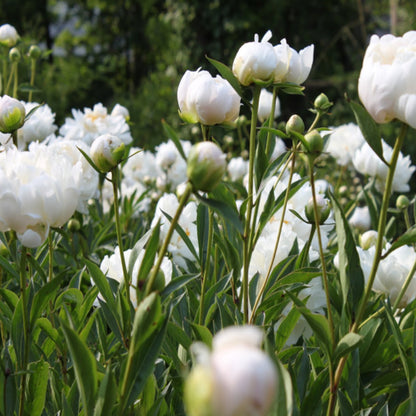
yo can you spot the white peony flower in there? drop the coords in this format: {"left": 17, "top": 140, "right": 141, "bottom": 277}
{"left": 178, "top": 69, "right": 241, "bottom": 125}
{"left": 0, "top": 142, "right": 84, "bottom": 247}
{"left": 257, "top": 88, "right": 281, "bottom": 123}
{"left": 358, "top": 31, "right": 416, "bottom": 128}
{"left": 0, "top": 24, "right": 19, "bottom": 47}
{"left": 325, "top": 123, "right": 365, "bottom": 166}
{"left": 227, "top": 157, "right": 249, "bottom": 182}
{"left": 352, "top": 140, "right": 415, "bottom": 192}
{"left": 348, "top": 206, "right": 371, "bottom": 232}
{"left": 151, "top": 193, "right": 198, "bottom": 269}
{"left": 0, "top": 95, "right": 25, "bottom": 134}
{"left": 59, "top": 103, "right": 132, "bottom": 146}
{"left": 273, "top": 38, "right": 314, "bottom": 84}
{"left": 184, "top": 326, "right": 278, "bottom": 416}
{"left": 232, "top": 31, "right": 277, "bottom": 86}
{"left": 16, "top": 102, "right": 57, "bottom": 148}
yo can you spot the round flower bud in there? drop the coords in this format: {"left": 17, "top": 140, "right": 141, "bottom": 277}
{"left": 149, "top": 267, "right": 166, "bottom": 292}
{"left": 67, "top": 218, "right": 81, "bottom": 233}
{"left": 0, "top": 241, "right": 8, "bottom": 256}
{"left": 396, "top": 195, "right": 410, "bottom": 210}
{"left": 305, "top": 195, "right": 330, "bottom": 225}
{"left": 285, "top": 114, "right": 305, "bottom": 135}
{"left": 303, "top": 129, "right": 323, "bottom": 157}
{"left": 359, "top": 230, "right": 378, "bottom": 250}
{"left": 0, "top": 24, "right": 19, "bottom": 48}
{"left": 314, "top": 93, "right": 332, "bottom": 111}
{"left": 28, "top": 45, "right": 41, "bottom": 60}
{"left": 9, "top": 47, "right": 21, "bottom": 62}
{"left": 90, "top": 134, "right": 126, "bottom": 173}
{"left": 187, "top": 141, "right": 227, "bottom": 192}
{"left": 0, "top": 95, "right": 26, "bottom": 133}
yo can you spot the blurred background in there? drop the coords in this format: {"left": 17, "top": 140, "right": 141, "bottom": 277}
{"left": 0, "top": 0, "right": 415, "bottom": 150}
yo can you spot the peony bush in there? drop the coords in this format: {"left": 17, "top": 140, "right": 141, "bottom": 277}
{"left": 1, "top": 22, "right": 416, "bottom": 416}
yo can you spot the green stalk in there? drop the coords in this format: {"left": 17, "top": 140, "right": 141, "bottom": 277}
{"left": 265, "top": 86, "right": 278, "bottom": 157}
{"left": 327, "top": 122, "right": 408, "bottom": 416}
{"left": 18, "top": 246, "right": 29, "bottom": 416}
{"left": 4, "top": 62, "right": 16, "bottom": 96}
{"left": 145, "top": 182, "right": 193, "bottom": 296}
{"left": 48, "top": 231, "right": 54, "bottom": 282}
{"left": 199, "top": 208, "right": 214, "bottom": 325}
{"left": 28, "top": 59, "right": 36, "bottom": 102}
{"left": 242, "top": 85, "right": 261, "bottom": 323}
{"left": 111, "top": 166, "right": 130, "bottom": 301}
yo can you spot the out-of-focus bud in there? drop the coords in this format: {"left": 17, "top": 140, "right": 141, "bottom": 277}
{"left": 359, "top": 230, "right": 378, "bottom": 250}
{"left": 0, "top": 24, "right": 19, "bottom": 48}
{"left": 396, "top": 195, "right": 410, "bottom": 210}
{"left": 28, "top": 45, "right": 41, "bottom": 60}
{"left": 285, "top": 114, "right": 305, "bottom": 136}
{"left": 90, "top": 134, "right": 126, "bottom": 173}
{"left": 314, "top": 93, "right": 332, "bottom": 112}
{"left": 0, "top": 95, "right": 26, "bottom": 133}
{"left": 305, "top": 195, "right": 331, "bottom": 225}
{"left": 67, "top": 218, "right": 81, "bottom": 233}
{"left": 9, "top": 47, "right": 21, "bottom": 62}
{"left": 187, "top": 141, "right": 227, "bottom": 192}
{"left": 303, "top": 129, "right": 323, "bottom": 159}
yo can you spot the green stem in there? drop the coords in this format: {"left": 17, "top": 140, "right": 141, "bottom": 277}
{"left": 249, "top": 142, "right": 296, "bottom": 324}
{"left": 28, "top": 59, "right": 36, "bottom": 102}
{"left": 328, "top": 122, "right": 408, "bottom": 416}
{"left": 111, "top": 167, "right": 130, "bottom": 301}
{"left": 199, "top": 208, "right": 214, "bottom": 325}
{"left": 48, "top": 231, "right": 53, "bottom": 283}
{"left": 265, "top": 86, "right": 278, "bottom": 157}
{"left": 12, "top": 64, "right": 18, "bottom": 98}
{"left": 145, "top": 182, "right": 193, "bottom": 296}
{"left": 18, "top": 246, "right": 29, "bottom": 416}
{"left": 5, "top": 62, "right": 16, "bottom": 96}
{"left": 242, "top": 85, "right": 261, "bottom": 323}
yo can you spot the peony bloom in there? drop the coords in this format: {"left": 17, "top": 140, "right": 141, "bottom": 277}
{"left": 184, "top": 326, "right": 278, "bottom": 416}
{"left": 0, "top": 24, "right": 19, "bottom": 48}
{"left": 257, "top": 89, "right": 281, "bottom": 123}
{"left": 324, "top": 123, "right": 365, "bottom": 166}
{"left": 187, "top": 141, "right": 227, "bottom": 192}
{"left": 358, "top": 31, "right": 416, "bottom": 127}
{"left": 90, "top": 134, "right": 126, "bottom": 173}
{"left": 177, "top": 69, "right": 241, "bottom": 125}
{"left": 232, "top": 31, "right": 277, "bottom": 86}
{"left": 273, "top": 38, "right": 314, "bottom": 84}
{"left": 0, "top": 95, "right": 25, "bottom": 134}
{"left": 352, "top": 140, "right": 415, "bottom": 192}
{"left": 348, "top": 206, "right": 371, "bottom": 232}
{"left": 227, "top": 157, "right": 249, "bottom": 182}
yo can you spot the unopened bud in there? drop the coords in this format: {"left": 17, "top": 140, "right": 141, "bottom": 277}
{"left": 9, "top": 47, "right": 21, "bottom": 62}
{"left": 67, "top": 218, "right": 81, "bottom": 233}
{"left": 396, "top": 195, "right": 410, "bottom": 210}
{"left": 303, "top": 129, "right": 323, "bottom": 158}
{"left": 285, "top": 114, "right": 305, "bottom": 135}
{"left": 0, "top": 24, "right": 19, "bottom": 48}
{"left": 149, "top": 266, "right": 166, "bottom": 292}
{"left": 28, "top": 45, "right": 41, "bottom": 60}
{"left": 305, "top": 195, "right": 330, "bottom": 225}
{"left": 359, "top": 230, "right": 378, "bottom": 250}
{"left": 90, "top": 134, "right": 126, "bottom": 173}
{"left": 314, "top": 93, "right": 332, "bottom": 111}
{"left": 0, "top": 95, "right": 25, "bottom": 133}
{"left": 187, "top": 141, "right": 227, "bottom": 192}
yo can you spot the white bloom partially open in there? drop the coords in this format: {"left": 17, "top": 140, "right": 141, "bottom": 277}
{"left": 358, "top": 31, "right": 416, "bottom": 127}
{"left": 0, "top": 24, "right": 19, "bottom": 47}
{"left": 178, "top": 69, "right": 241, "bottom": 125}
{"left": 232, "top": 31, "right": 277, "bottom": 86}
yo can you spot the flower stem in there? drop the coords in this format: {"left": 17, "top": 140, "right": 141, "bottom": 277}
{"left": 28, "top": 59, "right": 36, "bottom": 102}
{"left": 242, "top": 85, "right": 261, "bottom": 323}
{"left": 145, "top": 182, "right": 193, "bottom": 296}
{"left": 265, "top": 86, "right": 278, "bottom": 157}
{"left": 111, "top": 167, "right": 129, "bottom": 301}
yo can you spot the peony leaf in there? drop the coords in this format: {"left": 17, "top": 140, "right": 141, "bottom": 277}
{"left": 333, "top": 333, "right": 362, "bottom": 362}
{"left": 349, "top": 99, "right": 388, "bottom": 165}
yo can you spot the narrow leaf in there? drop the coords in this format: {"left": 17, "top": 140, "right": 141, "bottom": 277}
{"left": 334, "top": 333, "right": 362, "bottom": 361}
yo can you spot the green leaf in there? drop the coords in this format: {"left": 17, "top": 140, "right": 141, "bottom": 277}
{"left": 334, "top": 333, "right": 362, "bottom": 361}
{"left": 194, "top": 193, "right": 243, "bottom": 233}
{"left": 60, "top": 321, "right": 98, "bottom": 416}
{"left": 162, "top": 119, "right": 186, "bottom": 161}
{"left": 190, "top": 322, "right": 213, "bottom": 347}
{"left": 93, "top": 365, "right": 117, "bottom": 416}
{"left": 274, "top": 358, "right": 294, "bottom": 416}
{"left": 330, "top": 192, "right": 364, "bottom": 313}
{"left": 206, "top": 56, "right": 245, "bottom": 99}
{"left": 349, "top": 99, "right": 387, "bottom": 165}
{"left": 77, "top": 146, "right": 102, "bottom": 174}
{"left": 26, "top": 360, "right": 49, "bottom": 416}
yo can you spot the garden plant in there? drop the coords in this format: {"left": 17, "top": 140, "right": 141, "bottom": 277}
{"left": 1, "top": 19, "right": 416, "bottom": 416}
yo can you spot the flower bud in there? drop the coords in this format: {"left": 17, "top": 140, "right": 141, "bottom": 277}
{"left": 0, "top": 95, "right": 26, "bottom": 133}
{"left": 90, "top": 134, "right": 126, "bottom": 173}
{"left": 396, "top": 195, "right": 410, "bottom": 210}
{"left": 0, "top": 24, "right": 19, "bottom": 48}
{"left": 305, "top": 195, "right": 330, "bottom": 225}
{"left": 28, "top": 45, "right": 41, "bottom": 60}
{"left": 67, "top": 218, "right": 81, "bottom": 233}
{"left": 303, "top": 129, "right": 323, "bottom": 158}
{"left": 285, "top": 114, "right": 305, "bottom": 136}
{"left": 149, "top": 266, "right": 166, "bottom": 292}
{"left": 314, "top": 93, "right": 332, "bottom": 112}
{"left": 187, "top": 141, "right": 227, "bottom": 192}
{"left": 9, "top": 47, "right": 20, "bottom": 62}
{"left": 359, "top": 230, "right": 378, "bottom": 250}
